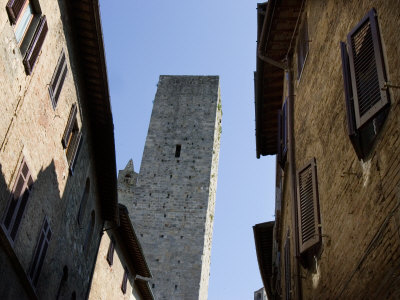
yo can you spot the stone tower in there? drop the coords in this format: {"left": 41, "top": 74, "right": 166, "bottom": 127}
{"left": 126, "top": 75, "right": 221, "bottom": 300}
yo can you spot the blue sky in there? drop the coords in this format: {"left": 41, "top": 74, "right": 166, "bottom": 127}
{"left": 99, "top": 1, "right": 276, "bottom": 299}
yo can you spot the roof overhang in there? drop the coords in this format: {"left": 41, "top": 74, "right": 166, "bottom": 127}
{"left": 68, "top": 0, "right": 119, "bottom": 223}
{"left": 253, "top": 221, "right": 275, "bottom": 299}
{"left": 255, "top": 0, "right": 303, "bottom": 158}
{"left": 117, "top": 205, "right": 152, "bottom": 279}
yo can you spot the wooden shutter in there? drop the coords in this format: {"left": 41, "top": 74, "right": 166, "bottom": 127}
{"left": 2, "top": 159, "right": 33, "bottom": 242}
{"left": 67, "top": 131, "right": 82, "bottom": 173}
{"left": 6, "top": 0, "right": 27, "bottom": 24}
{"left": 121, "top": 267, "right": 128, "bottom": 294}
{"left": 340, "top": 42, "right": 363, "bottom": 159}
{"left": 107, "top": 237, "right": 115, "bottom": 266}
{"left": 29, "top": 217, "right": 51, "bottom": 287}
{"left": 62, "top": 104, "right": 77, "bottom": 148}
{"left": 23, "top": 15, "right": 48, "bottom": 75}
{"left": 284, "top": 236, "right": 291, "bottom": 300}
{"left": 49, "top": 51, "right": 68, "bottom": 108}
{"left": 297, "top": 18, "right": 309, "bottom": 78}
{"left": 277, "top": 99, "right": 288, "bottom": 169}
{"left": 347, "top": 8, "right": 389, "bottom": 129}
{"left": 297, "top": 158, "right": 321, "bottom": 254}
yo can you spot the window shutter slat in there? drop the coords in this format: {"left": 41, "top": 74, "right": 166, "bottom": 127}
{"left": 297, "top": 158, "right": 321, "bottom": 254}
{"left": 49, "top": 51, "right": 68, "bottom": 108}
{"left": 23, "top": 15, "right": 48, "bottom": 75}
{"left": 347, "top": 9, "right": 389, "bottom": 129}
{"left": 340, "top": 42, "right": 363, "bottom": 159}
{"left": 67, "top": 131, "right": 82, "bottom": 173}
{"left": 62, "top": 104, "right": 77, "bottom": 148}
{"left": 6, "top": 0, "right": 27, "bottom": 24}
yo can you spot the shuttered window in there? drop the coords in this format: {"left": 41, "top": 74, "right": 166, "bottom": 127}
{"left": 297, "top": 18, "right": 309, "bottom": 79}
{"left": 284, "top": 235, "right": 291, "bottom": 300}
{"left": 121, "top": 267, "right": 128, "bottom": 294}
{"left": 297, "top": 158, "right": 321, "bottom": 254}
{"left": 49, "top": 50, "right": 68, "bottom": 109}
{"left": 6, "top": 0, "right": 48, "bottom": 75}
{"left": 6, "top": 0, "right": 27, "bottom": 24}
{"left": 77, "top": 178, "right": 90, "bottom": 227}
{"left": 29, "top": 217, "right": 51, "bottom": 287}
{"left": 22, "top": 15, "right": 47, "bottom": 75}
{"left": 341, "top": 9, "right": 390, "bottom": 159}
{"left": 347, "top": 9, "right": 389, "bottom": 129}
{"left": 278, "top": 98, "right": 288, "bottom": 169}
{"left": 2, "top": 158, "right": 33, "bottom": 243}
{"left": 62, "top": 104, "right": 82, "bottom": 173}
{"left": 106, "top": 237, "right": 115, "bottom": 266}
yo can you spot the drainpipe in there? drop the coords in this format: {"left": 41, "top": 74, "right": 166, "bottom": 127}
{"left": 287, "top": 55, "right": 302, "bottom": 300}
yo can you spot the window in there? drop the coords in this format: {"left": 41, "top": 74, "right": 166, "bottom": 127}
{"left": 49, "top": 50, "right": 68, "bottom": 109}
{"left": 296, "top": 158, "right": 321, "bottom": 254}
{"left": 297, "top": 17, "right": 309, "bottom": 79}
{"left": 106, "top": 237, "right": 115, "bottom": 266}
{"left": 2, "top": 158, "right": 33, "bottom": 243}
{"left": 56, "top": 266, "right": 68, "bottom": 300}
{"left": 77, "top": 178, "right": 90, "bottom": 227}
{"left": 284, "top": 234, "right": 291, "bottom": 300}
{"left": 84, "top": 210, "right": 95, "bottom": 252}
{"left": 175, "top": 144, "right": 181, "bottom": 158}
{"left": 277, "top": 98, "right": 288, "bottom": 169}
{"left": 121, "top": 267, "right": 128, "bottom": 294}
{"left": 62, "top": 104, "right": 82, "bottom": 173}
{"left": 6, "top": 0, "right": 48, "bottom": 75}
{"left": 341, "top": 9, "right": 390, "bottom": 159}
{"left": 29, "top": 217, "right": 51, "bottom": 287}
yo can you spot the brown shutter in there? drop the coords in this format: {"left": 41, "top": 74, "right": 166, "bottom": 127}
{"left": 62, "top": 104, "right": 77, "bottom": 148}
{"left": 49, "top": 51, "right": 68, "bottom": 108}
{"left": 2, "top": 159, "right": 33, "bottom": 242}
{"left": 107, "top": 237, "right": 115, "bottom": 266}
{"left": 23, "top": 15, "right": 48, "bottom": 75}
{"left": 284, "top": 235, "right": 291, "bottom": 300}
{"left": 6, "top": 0, "right": 27, "bottom": 24}
{"left": 347, "top": 8, "right": 389, "bottom": 129}
{"left": 340, "top": 42, "right": 364, "bottom": 159}
{"left": 67, "top": 131, "right": 82, "bottom": 173}
{"left": 297, "top": 158, "right": 321, "bottom": 254}
{"left": 121, "top": 267, "right": 128, "bottom": 294}
{"left": 29, "top": 217, "right": 51, "bottom": 287}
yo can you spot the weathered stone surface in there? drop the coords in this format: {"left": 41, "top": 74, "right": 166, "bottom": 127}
{"left": 123, "top": 75, "right": 221, "bottom": 300}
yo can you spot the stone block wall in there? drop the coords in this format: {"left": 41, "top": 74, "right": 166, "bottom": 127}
{"left": 127, "top": 75, "right": 221, "bottom": 300}
{"left": 278, "top": 0, "right": 400, "bottom": 298}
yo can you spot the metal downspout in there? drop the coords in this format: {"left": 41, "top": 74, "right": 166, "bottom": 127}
{"left": 287, "top": 55, "right": 302, "bottom": 300}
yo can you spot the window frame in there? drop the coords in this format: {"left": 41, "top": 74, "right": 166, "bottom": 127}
{"left": 49, "top": 50, "right": 68, "bottom": 109}
{"left": 296, "top": 17, "right": 309, "bottom": 80}
{"left": 62, "top": 104, "right": 83, "bottom": 174}
{"left": 1, "top": 158, "right": 33, "bottom": 244}
{"left": 28, "top": 216, "right": 51, "bottom": 287}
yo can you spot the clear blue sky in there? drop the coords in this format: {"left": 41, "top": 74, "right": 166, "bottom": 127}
{"left": 99, "top": 1, "right": 275, "bottom": 299}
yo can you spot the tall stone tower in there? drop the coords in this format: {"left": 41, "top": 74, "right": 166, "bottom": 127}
{"left": 126, "top": 75, "right": 221, "bottom": 300}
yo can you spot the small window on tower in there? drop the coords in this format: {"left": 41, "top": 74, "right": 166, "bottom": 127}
{"left": 175, "top": 144, "right": 181, "bottom": 158}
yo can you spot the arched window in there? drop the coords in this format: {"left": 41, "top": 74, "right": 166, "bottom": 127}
{"left": 84, "top": 210, "right": 95, "bottom": 252}
{"left": 78, "top": 178, "right": 90, "bottom": 227}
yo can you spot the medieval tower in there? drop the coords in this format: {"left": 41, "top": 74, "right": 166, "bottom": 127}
{"left": 119, "top": 75, "right": 221, "bottom": 299}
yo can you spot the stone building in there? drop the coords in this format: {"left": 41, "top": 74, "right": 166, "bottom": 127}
{"left": 123, "top": 75, "right": 222, "bottom": 300}
{"left": 0, "top": 0, "right": 120, "bottom": 299}
{"left": 89, "top": 204, "right": 154, "bottom": 300}
{"left": 254, "top": 0, "right": 400, "bottom": 299}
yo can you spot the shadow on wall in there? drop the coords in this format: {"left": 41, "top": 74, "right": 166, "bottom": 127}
{"left": 0, "top": 159, "right": 96, "bottom": 300}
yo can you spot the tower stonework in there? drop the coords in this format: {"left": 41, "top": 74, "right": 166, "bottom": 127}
{"left": 126, "top": 75, "right": 221, "bottom": 300}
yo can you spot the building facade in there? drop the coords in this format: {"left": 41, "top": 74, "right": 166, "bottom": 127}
{"left": 89, "top": 204, "right": 154, "bottom": 300}
{"left": 125, "top": 75, "right": 221, "bottom": 299}
{"left": 0, "top": 0, "right": 119, "bottom": 299}
{"left": 254, "top": 0, "right": 400, "bottom": 299}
